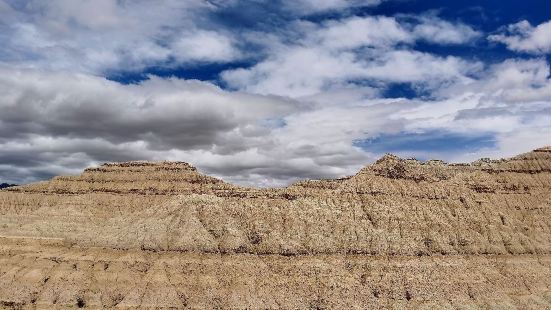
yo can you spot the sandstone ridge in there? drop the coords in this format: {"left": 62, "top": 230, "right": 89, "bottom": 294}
{"left": 1, "top": 147, "right": 551, "bottom": 308}
{"left": 3, "top": 147, "right": 551, "bottom": 256}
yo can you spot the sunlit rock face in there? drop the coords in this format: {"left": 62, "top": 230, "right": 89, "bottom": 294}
{"left": 1, "top": 147, "right": 551, "bottom": 308}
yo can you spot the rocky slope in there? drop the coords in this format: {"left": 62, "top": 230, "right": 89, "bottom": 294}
{"left": 1, "top": 147, "right": 551, "bottom": 309}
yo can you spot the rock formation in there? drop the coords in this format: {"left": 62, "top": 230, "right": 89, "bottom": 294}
{"left": 1, "top": 147, "right": 551, "bottom": 308}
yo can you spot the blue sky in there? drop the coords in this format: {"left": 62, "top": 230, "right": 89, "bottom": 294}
{"left": 0, "top": 0, "right": 551, "bottom": 186}
{"left": 107, "top": 0, "right": 551, "bottom": 83}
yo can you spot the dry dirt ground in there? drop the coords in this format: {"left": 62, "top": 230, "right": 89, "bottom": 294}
{"left": 1, "top": 147, "right": 551, "bottom": 309}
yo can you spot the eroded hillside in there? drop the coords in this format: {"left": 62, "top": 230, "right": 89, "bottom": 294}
{"left": 1, "top": 147, "right": 551, "bottom": 308}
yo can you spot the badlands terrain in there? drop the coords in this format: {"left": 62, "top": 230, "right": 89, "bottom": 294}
{"left": 1, "top": 147, "right": 551, "bottom": 309}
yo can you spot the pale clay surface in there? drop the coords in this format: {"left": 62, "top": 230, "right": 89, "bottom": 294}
{"left": 1, "top": 147, "right": 551, "bottom": 309}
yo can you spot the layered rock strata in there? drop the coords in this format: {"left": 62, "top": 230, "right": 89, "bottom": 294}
{"left": 1, "top": 147, "right": 550, "bottom": 308}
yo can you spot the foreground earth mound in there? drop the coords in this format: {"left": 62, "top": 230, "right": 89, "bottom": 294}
{"left": 1, "top": 147, "right": 551, "bottom": 309}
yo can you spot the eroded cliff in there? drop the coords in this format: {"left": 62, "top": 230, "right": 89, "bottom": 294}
{"left": 1, "top": 147, "right": 550, "bottom": 308}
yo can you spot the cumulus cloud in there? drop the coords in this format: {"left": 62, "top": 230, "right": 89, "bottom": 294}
{"left": 281, "top": 0, "right": 384, "bottom": 15}
{"left": 390, "top": 59, "right": 551, "bottom": 160}
{"left": 489, "top": 20, "right": 551, "bottom": 54}
{"left": 0, "top": 0, "right": 241, "bottom": 73}
{"left": 411, "top": 15, "right": 481, "bottom": 44}
{"left": 314, "top": 16, "right": 413, "bottom": 49}
{"left": 0, "top": 1, "right": 550, "bottom": 187}
{"left": 222, "top": 47, "right": 480, "bottom": 98}
{"left": 0, "top": 66, "right": 297, "bottom": 147}
{"left": 222, "top": 15, "right": 482, "bottom": 98}
{"left": 438, "top": 59, "right": 551, "bottom": 102}
{"left": 0, "top": 65, "right": 373, "bottom": 186}
{"left": 171, "top": 30, "right": 240, "bottom": 63}
{"left": 300, "top": 15, "right": 480, "bottom": 50}
{"left": 1, "top": 59, "right": 551, "bottom": 186}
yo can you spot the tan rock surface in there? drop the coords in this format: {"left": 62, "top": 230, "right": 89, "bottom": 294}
{"left": 1, "top": 147, "right": 551, "bottom": 308}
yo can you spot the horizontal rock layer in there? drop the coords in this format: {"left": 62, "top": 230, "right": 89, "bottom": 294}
{"left": 1, "top": 239, "right": 550, "bottom": 309}
{"left": 1, "top": 147, "right": 550, "bottom": 308}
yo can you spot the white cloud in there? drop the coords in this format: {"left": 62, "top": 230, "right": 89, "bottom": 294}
{"left": 0, "top": 65, "right": 373, "bottom": 186}
{"left": 446, "top": 127, "right": 551, "bottom": 163}
{"left": 489, "top": 20, "right": 551, "bottom": 54}
{"left": 412, "top": 15, "right": 481, "bottom": 44}
{"left": 0, "top": 2, "right": 549, "bottom": 187}
{"left": 2, "top": 59, "right": 551, "bottom": 186}
{"left": 282, "top": 0, "right": 384, "bottom": 15}
{"left": 438, "top": 59, "right": 551, "bottom": 102}
{"left": 222, "top": 47, "right": 364, "bottom": 97}
{"left": 361, "top": 50, "right": 481, "bottom": 83}
{"left": 314, "top": 16, "right": 413, "bottom": 49}
{"left": 171, "top": 30, "right": 240, "bottom": 63}
{"left": 391, "top": 59, "right": 551, "bottom": 157}
{"left": 221, "top": 15, "right": 482, "bottom": 98}
{"left": 301, "top": 15, "right": 479, "bottom": 50}
{"left": 0, "top": 0, "right": 240, "bottom": 73}
{"left": 222, "top": 47, "right": 481, "bottom": 98}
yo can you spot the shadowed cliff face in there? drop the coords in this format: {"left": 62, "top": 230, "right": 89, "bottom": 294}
{"left": 1, "top": 147, "right": 551, "bottom": 308}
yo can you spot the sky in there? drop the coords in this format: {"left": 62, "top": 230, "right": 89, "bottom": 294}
{"left": 1, "top": 0, "right": 551, "bottom": 187}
